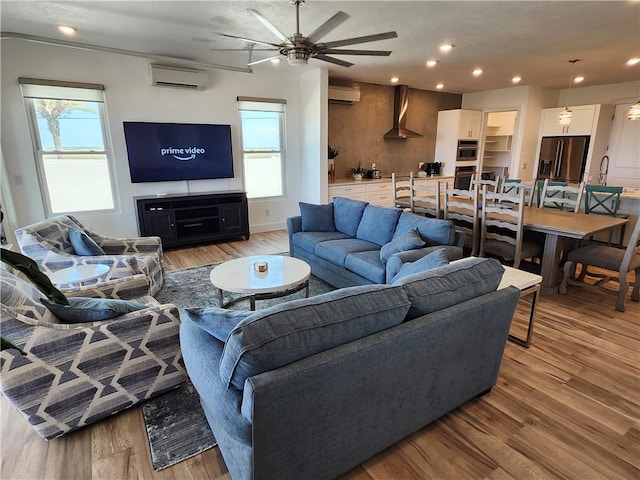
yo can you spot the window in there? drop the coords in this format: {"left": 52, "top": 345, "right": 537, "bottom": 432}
{"left": 238, "top": 98, "right": 286, "bottom": 199}
{"left": 21, "top": 79, "right": 116, "bottom": 214}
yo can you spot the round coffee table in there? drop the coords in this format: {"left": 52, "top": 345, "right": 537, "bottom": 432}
{"left": 210, "top": 255, "right": 311, "bottom": 310}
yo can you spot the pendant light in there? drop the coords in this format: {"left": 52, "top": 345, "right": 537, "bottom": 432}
{"left": 558, "top": 59, "right": 579, "bottom": 125}
{"left": 628, "top": 100, "right": 640, "bottom": 120}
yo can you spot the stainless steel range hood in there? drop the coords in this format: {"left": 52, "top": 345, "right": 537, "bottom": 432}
{"left": 383, "top": 85, "right": 424, "bottom": 139}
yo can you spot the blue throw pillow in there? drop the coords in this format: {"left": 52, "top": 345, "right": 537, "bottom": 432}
{"left": 356, "top": 205, "right": 402, "bottom": 246}
{"left": 333, "top": 197, "right": 368, "bottom": 237}
{"left": 393, "top": 212, "right": 455, "bottom": 246}
{"left": 69, "top": 228, "right": 105, "bottom": 256}
{"left": 390, "top": 248, "right": 448, "bottom": 283}
{"left": 182, "top": 307, "right": 252, "bottom": 342}
{"left": 299, "top": 202, "right": 335, "bottom": 232}
{"left": 379, "top": 228, "right": 426, "bottom": 264}
{"left": 42, "top": 297, "right": 147, "bottom": 323}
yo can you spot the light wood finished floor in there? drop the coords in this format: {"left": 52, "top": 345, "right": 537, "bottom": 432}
{"left": 2, "top": 230, "right": 639, "bottom": 480}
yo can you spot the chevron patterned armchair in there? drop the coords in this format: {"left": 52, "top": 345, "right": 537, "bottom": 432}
{"left": 0, "top": 267, "right": 186, "bottom": 440}
{"left": 15, "top": 215, "right": 164, "bottom": 296}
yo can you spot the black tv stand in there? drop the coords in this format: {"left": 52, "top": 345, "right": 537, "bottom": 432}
{"left": 135, "top": 191, "right": 249, "bottom": 248}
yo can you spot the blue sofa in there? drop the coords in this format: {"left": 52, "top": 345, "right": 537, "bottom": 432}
{"left": 287, "top": 197, "right": 465, "bottom": 288}
{"left": 181, "top": 257, "right": 520, "bottom": 480}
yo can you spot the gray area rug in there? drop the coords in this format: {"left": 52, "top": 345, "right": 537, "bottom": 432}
{"left": 142, "top": 260, "right": 334, "bottom": 471}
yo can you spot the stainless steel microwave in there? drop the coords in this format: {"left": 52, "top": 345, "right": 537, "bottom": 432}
{"left": 457, "top": 140, "right": 478, "bottom": 161}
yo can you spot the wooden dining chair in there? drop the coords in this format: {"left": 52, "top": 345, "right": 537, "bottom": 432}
{"left": 411, "top": 180, "right": 441, "bottom": 219}
{"left": 559, "top": 217, "right": 640, "bottom": 312}
{"left": 583, "top": 184, "right": 628, "bottom": 246}
{"left": 479, "top": 187, "right": 544, "bottom": 270}
{"left": 539, "top": 179, "right": 585, "bottom": 213}
{"left": 471, "top": 174, "right": 501, "bottom": 193}
{"left": 443, "top": 183, "right": 479, "bottom": 256}
{"left": 392, "top": 172, "right": 412, "bottom": 209}
{"left": 533, "top": 179, "right": 566, "bottom": 206}
{"left": 500, "top": 178, "right": 521, "bottom": 195}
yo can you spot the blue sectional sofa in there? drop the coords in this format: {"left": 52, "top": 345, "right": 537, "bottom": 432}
{"left": 181, "top": 257, "right": 520, "bottom": 480}
{"left": 287, "top": 197, "right": 465, "bottom": 288}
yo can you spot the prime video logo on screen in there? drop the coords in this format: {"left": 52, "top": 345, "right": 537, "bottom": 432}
{"left": 160, "top": 146, "right": 205, "bottom": 161}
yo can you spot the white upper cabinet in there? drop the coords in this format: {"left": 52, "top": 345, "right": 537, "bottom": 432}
{"left": 540, "top": 105, "right": 597, "bottom": 136}
{"left": 459, "top": 110, "right": 482, "bottom": 139}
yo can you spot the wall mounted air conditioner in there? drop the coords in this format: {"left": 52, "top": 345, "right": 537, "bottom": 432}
{"left": 328, "top": 85, "right": 361, "bottom": 104}
{"left": 150, "top": 64, "right": 208, "bottom": 90}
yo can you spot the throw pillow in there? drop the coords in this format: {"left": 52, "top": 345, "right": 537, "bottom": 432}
{"left": 333, "top": 196, "right": 368, "bottom": 237}
{"left": 392, "top": 257, "right": 505, "bottom": 320}
{"left": 219, "top": 284, "right": 411, "bottom": 390}
{"left": 393, "top": 212, "right": 455, "bottom": 246}
{"left": 299, "top": 202, "right": 335, "bottom": 232}
{"left": 69, "top": 228, "right": 105, "bottom": 256}
{"left": 389, "top": 248, "right": 448, "bottom": 283}
{"left": 379, "top": 228, "right": 426, "bottom": 264}
{"left": 356, "top": 205, "right": 402, "bottom": 246}
{"left": 182, "top": 307, "right": 252, "bottom": 342}
{"left": 42, "top": 297, "right": 147, "bottom": 323}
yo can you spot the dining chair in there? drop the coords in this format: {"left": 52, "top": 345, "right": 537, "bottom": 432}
{"left": 479, "top": 187, "right": 544, "bottom": 269}
{"left": 392, "top": 172, "right": 412, "bottom": 209}
{"left": 539, "top": 179, "right": 585, "bottom": 213}
{"left": 500, "top": 179, "right": 535, "bottom": 207}
{"left": 533, "top": 180, "right": 567, "bottom": 207}
{"left": 471, "top": 174, "right": 501, "bottom": 193}
{"left": 559, "top": 217, "right": 640, "bottom": 312}
{"left": 443, "top": 183, "right": 479, "bottom": 256}
{"left": 411, "top": 180, "right": 441, "bottom": 219}
{"left": 500, "top": 178, "right": 521, "bottom": 195}
{"left": 583, "top": 184, "right": 627, "bottom": 246}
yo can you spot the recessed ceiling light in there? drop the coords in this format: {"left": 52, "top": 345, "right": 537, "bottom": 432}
{"left": 57, "top": 25, "right": 77, "bottom": 36}
{"left": 436, "top": 83, "right": 444, "bottom": 90}
{"left": 626, "top": 57, "right": 640, "bottom": 66}
{"left": 270, "top": 58, "right": 281, "bottom": 64}
{"left": 512, "top": 76, "right": 522, "bottom": 84}
{"left": 426, "top": 60, "right": 438, "bottom": 67}
{"left": 438, "top": 43, "right": 454, "bottom": 52}
{"left": 390, "top": 76, "right": 399, "bottom": 83}
{"left": 472, "top": 68, "right": 483, "bottom": 76}
{"left": 574, "top": 76, "right": 584, "bottom": 83}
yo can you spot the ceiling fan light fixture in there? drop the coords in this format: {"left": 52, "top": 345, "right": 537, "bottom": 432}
{"left": 285, "top": 48, "right": 310, "bottom": 65}
{"left": 628, "top": 100, "right": 640, "bottom": 120}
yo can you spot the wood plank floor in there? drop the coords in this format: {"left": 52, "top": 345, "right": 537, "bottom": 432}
{"left": 2, "top": 230, "right": 639, "bottom": 480}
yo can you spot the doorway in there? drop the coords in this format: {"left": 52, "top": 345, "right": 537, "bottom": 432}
{"left": 480, "top": 110, "right": 518, "bottom": 180}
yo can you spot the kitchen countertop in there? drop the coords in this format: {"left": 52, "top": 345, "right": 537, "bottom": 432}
{"left": 620, "top": 188, "right": 640, "bottom": 200}
{"left": 329, "top": 175, "right": 454, "bottom": 186}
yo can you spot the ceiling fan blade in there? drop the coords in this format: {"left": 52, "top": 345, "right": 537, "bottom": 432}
{"left": 314, "top": 54, "right": 354, "bottom": 68}
{"left": 210, "top": 48, "right": 277, "bottom": 52}
{"left": 247, "top": 55, "right": 282, "bottom": 66}
{"left": 306, "top": 11, "right": 350, "bottom": 43}
{"left": 319, "top": 31, "right": 398, "bottom": 49}
{"left": 318, "top": 49, "right": 392, "bottom": 56}
{"left": 248, "top": 8, "right": 290, "bottom": 43}
{"left": 219, "top": 33, "right": 281, "bottom": 48}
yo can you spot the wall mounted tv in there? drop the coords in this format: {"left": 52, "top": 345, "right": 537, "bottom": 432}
{"left": 123, "top": 122, "right": 234, "bottom": 183}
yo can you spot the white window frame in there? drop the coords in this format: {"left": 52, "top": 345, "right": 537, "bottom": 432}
{"left": 237, "top": 97, "right": 286, "bottom": 200}
{"left": 20, "top": 78, "right": 118, "bottom": 215}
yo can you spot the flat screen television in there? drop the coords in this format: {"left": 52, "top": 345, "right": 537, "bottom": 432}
{"left": 123, "top": 122, "right": 234, "bottom": 183}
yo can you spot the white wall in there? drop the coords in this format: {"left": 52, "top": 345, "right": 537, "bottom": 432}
{"left": 1, "top": 39, "right": 316, "bottom": 236}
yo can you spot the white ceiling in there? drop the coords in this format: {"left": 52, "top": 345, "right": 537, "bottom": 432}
{"left": 1, "top": 1, "right": 639, "bottom": 94}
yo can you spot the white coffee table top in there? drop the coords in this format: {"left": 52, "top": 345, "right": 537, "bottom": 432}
{"left": 48, "top": 264, "right": 110, "bottom": 284}
{"left": 210, "top": 255, "right": 311, "bottom": 295}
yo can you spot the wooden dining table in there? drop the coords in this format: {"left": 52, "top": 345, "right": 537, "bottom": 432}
{"left": 519, "top": 206, "right": 628, "bottom": 288}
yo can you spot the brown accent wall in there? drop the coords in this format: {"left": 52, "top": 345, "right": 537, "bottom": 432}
{"left": 328, "top": 82, "right": 461, "bottom": 180}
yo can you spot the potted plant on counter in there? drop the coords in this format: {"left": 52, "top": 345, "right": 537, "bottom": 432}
{"left": 351, "top": 161, "right": 367, "bottom": 180}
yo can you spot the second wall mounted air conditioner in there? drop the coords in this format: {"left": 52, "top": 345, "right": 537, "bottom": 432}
{"left": 328, "top": 85, "right": 361, "bottom": 104}
{"left": 150, "top": 64, "right": 208, "bottom": 90}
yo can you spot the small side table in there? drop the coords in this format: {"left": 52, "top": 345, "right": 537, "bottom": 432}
{"left": 499, "top": 266, "right": 542, "bottom": 348}
{"left": 48, "top": 264, "right": 110, "bottom": 285}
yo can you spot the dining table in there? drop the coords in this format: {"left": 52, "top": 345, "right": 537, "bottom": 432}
{"left": 519, "top": 206, "right": 628, "bottom": 288}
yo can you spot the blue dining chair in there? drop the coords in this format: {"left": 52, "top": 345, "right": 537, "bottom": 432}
{"left": 583, "top": 184, "right": 628, "bottom": 246}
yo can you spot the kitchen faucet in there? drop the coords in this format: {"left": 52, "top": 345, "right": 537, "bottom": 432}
{"left": 597, "top": 155, "right": 609, "bottom": 185}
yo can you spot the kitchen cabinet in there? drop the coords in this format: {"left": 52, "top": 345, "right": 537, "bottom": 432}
{"left": 458, "top": 110, "right": 482, "bottom": 139}
{"left": 540, "top": 105, "right": 598, "bottom": 136}
{"left": 434, "top": 109, "right": 482, "bottom": 177}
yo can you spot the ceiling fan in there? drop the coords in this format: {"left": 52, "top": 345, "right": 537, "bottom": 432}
{"left": 217, "top": 0, "right": 398, "bottom": 67}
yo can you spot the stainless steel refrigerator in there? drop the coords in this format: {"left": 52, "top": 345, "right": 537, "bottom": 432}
{"left": 537, "top": 136, "right": 590, "bottom": 182}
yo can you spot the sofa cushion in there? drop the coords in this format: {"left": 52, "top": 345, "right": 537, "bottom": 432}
{"left": 291, "top": 231, "right": 351, "bottom": 254}
{"left": 315, "top": 238, "right": 380, "bottom": 267}
{"left": 392, "top": 257, "right": 505, "bottom": 319}
{"left": 69, "top": 228, "right": 105, "bottom": 256}
{"left": 333, "top": 197, "right": 368, "bottom": 237}
{"left": 42, "top": 297, "right": 147, "bottom": 323}
{"left": 182, "top": 307, "right": 252, "bottom": 342}
{"left": 389, "top": 248, "right": 449, "bottom": 283}
{"left": 299, "top": 202, "right": 336, "bottom": 232}
{"left": 393, "top": 212, "right": 455, "bottom": 246}
{"left": 356, "top": 205, "right": 402, "bottom": 246}
{"left": 219, "top": 284, "right": 411, "bottom": 390}
{"left": 379, "top": 228, "right": 426, "bottom": 264}
{"left": 344, "top": 250, "right": 386, "bottom": 284}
